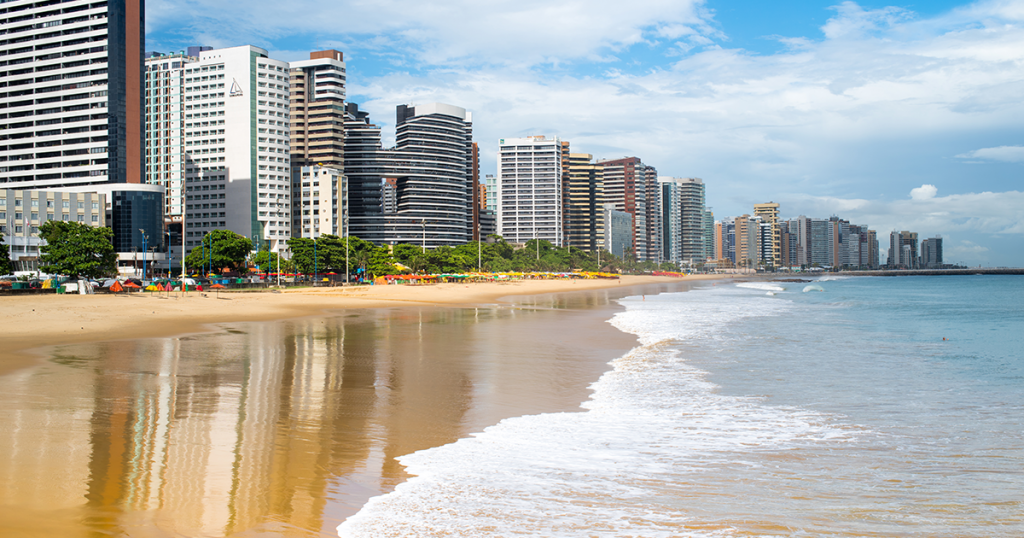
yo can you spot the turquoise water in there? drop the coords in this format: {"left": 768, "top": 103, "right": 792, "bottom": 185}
{"left": 342, "top": 275, "right": 1024, "bottom": 537}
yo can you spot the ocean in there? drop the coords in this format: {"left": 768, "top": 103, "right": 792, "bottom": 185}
{"left": 339, "top": 275, "right": 1024, "bottom": 537}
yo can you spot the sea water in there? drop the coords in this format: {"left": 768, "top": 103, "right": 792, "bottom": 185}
{"left": 339, "top": 275, "right": 1024, "bottom": 537}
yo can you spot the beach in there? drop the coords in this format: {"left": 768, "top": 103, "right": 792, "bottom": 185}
{"left": 0, "top": 275, "right": 724, "bottom": 377}
{"left": 0, "top": 274, "right": 726, "bottom": 537}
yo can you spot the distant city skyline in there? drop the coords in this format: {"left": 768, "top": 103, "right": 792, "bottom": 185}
{"left": 143, "top": 0, "right": 1024, "bottom": 266}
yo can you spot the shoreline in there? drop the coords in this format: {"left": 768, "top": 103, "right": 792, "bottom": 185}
{"left": 0, "top": 274, "right": 733, "bottom": 536}
{"left": 0, "top": 274, "right": 730, "bottom": 378}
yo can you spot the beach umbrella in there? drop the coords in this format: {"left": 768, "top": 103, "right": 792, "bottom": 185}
{"left": 109, "top": 281, "right": 123, "bottom": 293}
{"left": 210, "top": 283, "right": 226, "bottom": 297}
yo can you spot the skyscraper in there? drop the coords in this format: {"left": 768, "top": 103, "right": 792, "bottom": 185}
{"left": 753, "top": 202, "right": 781, "bottom": 269}
{"left": 289, "top": 50, "right": 345, "bottom": 171}
{"left": 497, "top": 136, "right": 563, "bottom": 246}
{"left": 888, "top": 230, "right": 918, "bottom": 269}
{"left": 0, "top": 0, "right": 145, "bottom": 189}
{"left": 921, "top": 236, "right": 943, "bottom": 268}
{"left": 599, "top": 157, "right": 646, "bottom": 260}
{"left": 658, "top": 177, "right": 706, "bottom": 266}
{"left": 564, "top": 153, "right": 604, "bottom": 253}
{"left": 180, "top": 45, "right": 291, "bottom": 253}
{"left": 349, "top": 103, "right": 473, "bottom": 247}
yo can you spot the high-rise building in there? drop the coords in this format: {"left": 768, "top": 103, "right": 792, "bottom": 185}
{"left": 483, "top": 174, "right": 497, "bottom": 213}
{"left": 564, "top": 153, "right": 604, "bottom": 253}
{"left": 599, "top": 157, "right": 647, "bottom": 260}
{"left": 341, "top": 102, "right": 383, "bottom": 236}
{"left": 144, "top": 50, "right": 198, "bottom": 267}
{"left": 753, "top": 202, "right": 781, "bottom": 269}
{"left": 921, "top": 236, "right": 943, "bottom": 268}
{"left": 0, "top": 0, "right": 145, "bottom": 190}
{"left": 497, "top": 136, "right": 563, "bottom": 246}
{"left": 470, "top": 142, "right": 480, "bottom": 241}
{"left": 180, "top": 45, "right": 291, "bottom": 253}
{"left": 293, "top": 165, "right": 346, "bottom": 239}
{"left": 658, "top": 177, "right": 707, "bottom": 266}
{"left": 289, "top": 50, "right": 345, "bottom": 171}
{"left": 866, "top": 229, "right": 879, "bottom": 269}
{"left": 603, "top": 203, "right": 632, "bottom": 260}
{"left": 702, "top": 208, "right": 714, "bottom": 266}
{"left": 349, "top": 103, "right": 473, "bottom": 247}
{"left": 888, "top": 230, "right": 918, "bottom": 269}
{"left": 642, "top": 165, "right": 661, "bottom": 262}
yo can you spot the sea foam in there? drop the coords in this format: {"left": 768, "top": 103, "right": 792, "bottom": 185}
{"left": 338, "top": 284, "right": 854, "bottom": 537}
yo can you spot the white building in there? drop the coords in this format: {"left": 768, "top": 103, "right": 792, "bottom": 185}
{"left": 0, "top": 0, "right": 144, "bottom": 189}
{"left": 295, "top": 165, "right": 347, "bottom": 239}
{"left": 497, "top": 136, "right": 563, "bottom": 246}
{"left": 181, "top": 45, "right": 291, "bottom": 254}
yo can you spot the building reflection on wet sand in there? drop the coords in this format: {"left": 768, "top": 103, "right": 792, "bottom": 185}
{"left": 0, "top": 291, "right": 639, "bottom": 537}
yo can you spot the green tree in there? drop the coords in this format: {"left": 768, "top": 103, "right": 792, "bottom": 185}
{"left": 0, "top": 234, "right": 13, "bottom": 275}
{"left": 252, "top": 248, "right": 293, "bottom": 274}
{"left": 366, "top": 245, "right": 396, "bottom": 278}
{"left": 185, "top": 229, "right": 253, "bottom": 274}
{"left": 37, "top": 221, "right": 117, "bottom": 278}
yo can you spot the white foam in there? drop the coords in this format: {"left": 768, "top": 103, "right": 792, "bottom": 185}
{"left": 339, "top": 287, "right": 855, "bottom": 538}
{"left": 735, "top": 282, "right": 785, "bottom": 292}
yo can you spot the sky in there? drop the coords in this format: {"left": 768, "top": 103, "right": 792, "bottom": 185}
{"left": 145, "top": 0, "right": 1024, "bottom": 267}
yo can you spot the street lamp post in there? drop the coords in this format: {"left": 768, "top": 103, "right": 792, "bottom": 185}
{"left": 140, "top": 229, "right": 147, "bottom": 281}
{"left": 313, "top": 237, "right": 317, "bottom": 285}
{"left": 422, "top": 219, "right": 427, "bottom": 254}
{"left": 345, "top": 235, "right": 349, "bottom": 285}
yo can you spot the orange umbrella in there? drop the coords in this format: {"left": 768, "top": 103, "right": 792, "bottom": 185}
{"left": 210, "top": 283, "right": 226, "bottom": 297}
{"left": 109, "top": 281, "right": 123, "bottom": 293}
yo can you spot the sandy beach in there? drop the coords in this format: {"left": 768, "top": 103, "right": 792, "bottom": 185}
{"left": 0, "top": 273, "right": 731, "bottom": 537}
{"left": 0, "top": 274, "right": 727, "bottom": 377}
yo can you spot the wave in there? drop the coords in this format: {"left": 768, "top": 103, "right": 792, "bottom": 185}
{"left": 736, "top": 282, "right": 785, "bottom": 292}
{"left": 338, "top": 288, "right": 856, "bottom": 537}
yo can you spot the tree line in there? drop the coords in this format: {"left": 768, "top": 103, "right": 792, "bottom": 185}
{"left": 16, "top": 222, "right": 681, "bottom": 279}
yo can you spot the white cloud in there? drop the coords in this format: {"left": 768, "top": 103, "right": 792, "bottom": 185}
{"left": 947, "top": 240, "right": 990, "bottom": 255}
{"left": 821, "top": 1, "right": 913, "bottom": 40}
{"left": 910, "top": 184, "right": 938, "bottom": 200}
{"left": 956, "top": 145, "right": 1024, "bottom": 163}
{"left": 147, "top": 0, "right": 714, "bottom": 67}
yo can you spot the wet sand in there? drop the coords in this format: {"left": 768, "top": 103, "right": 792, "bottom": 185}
{"left": 0, "top": 275, "right": 726, "bottom": 376}
{"left": 0, "top": 276, "right": 723, "bottom": 537}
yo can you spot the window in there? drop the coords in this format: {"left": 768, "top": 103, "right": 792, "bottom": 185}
{"left": 62, "top": 201, "right": 70, "bottom": 208}
{"left": 77, "top": 215, "right": 84, "bottom": 222}
{"left": 31, "top": 199, "right": 39, "bottom": 207}
{"left": 91, "top": 215, "right": 98, "bottom": 222}
{"left": 78, "top": 202, "right": 84, "bottom": 209}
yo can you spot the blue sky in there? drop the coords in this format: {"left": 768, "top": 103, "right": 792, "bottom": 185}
{"left": 146, "top": 0, "right": 1024, "bottom": 266}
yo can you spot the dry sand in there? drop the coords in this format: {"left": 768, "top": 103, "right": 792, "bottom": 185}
{"left": 0, "top": 274, "right": 729, "bottom": 376}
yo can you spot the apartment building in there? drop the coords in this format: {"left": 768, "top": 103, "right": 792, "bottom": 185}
{"left": 0, "top": 0, "right": 144, "bottom": 189}
{"left": 497, "top": 135, "right": 563, "bottom": 246}
{"left": 564, "top": 153, "right": 604, "bottom": 253}
{"left": 179, "top": 45, "right": 291, "bottom": 254}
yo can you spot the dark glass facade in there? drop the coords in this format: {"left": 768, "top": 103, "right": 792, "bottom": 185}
{"left": 110, "top": 189, "right": 164, "bottom": 252}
